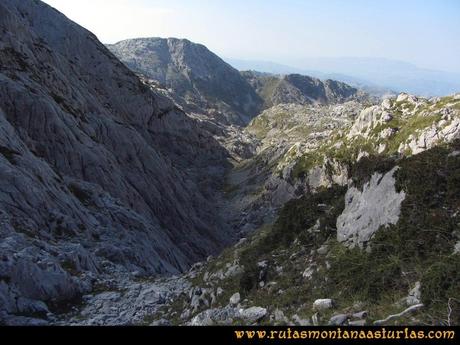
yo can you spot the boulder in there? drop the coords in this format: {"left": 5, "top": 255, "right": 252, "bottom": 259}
{"left": 381, "top": 98, "right": 392, "bottom": 110}
{"left": 229, "top": 292, "right": 241, "bottom": 306}
{"left": 292, "top": 314, "right": 310, "bottom": 326}
{"left": 348, "top": 319, "right": 367, "bottom": 326}
{"left": 272, "top": 309, "right": 288, "bottom": 323}
{"left": 381, "top": 112, "right": 393, "bottom": 122}
{"left": 329, "top": 314, "right": 349, "bottom": 325}
{"left": 189, "top": 306, "right": 239, "bottom": 326}
{"left": 352, "top": 311, "right": 369, "bottom": 320}
{"left": 313, "top": 299, "right": 335, "bottom": 311}
{"left": 404, "top": 282, "right": 422, "bottom": 306}
{"left": 240, "top": 307, "right": 267, "bottom": 323}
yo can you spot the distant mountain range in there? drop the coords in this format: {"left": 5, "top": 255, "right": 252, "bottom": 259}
{"left": 108, "top": 38, "right": 365, "bottom": 124}
{"left": 227, "top": 57, "right": 460, "bottom": 97}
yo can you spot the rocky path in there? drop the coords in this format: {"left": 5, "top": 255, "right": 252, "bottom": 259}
{"left": 55, "top": 271, "right": 191, "bottom": 325}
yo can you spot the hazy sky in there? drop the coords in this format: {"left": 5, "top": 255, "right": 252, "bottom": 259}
{"left": 43, "top": 0, "right": 460, "bottom": 73}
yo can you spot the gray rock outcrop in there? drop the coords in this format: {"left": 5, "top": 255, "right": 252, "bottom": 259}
{"left": 242, "top": 71, "right": 366, "bottom": 108}
{"left": 337, "top": 167, "right": 406, "bottom": 248}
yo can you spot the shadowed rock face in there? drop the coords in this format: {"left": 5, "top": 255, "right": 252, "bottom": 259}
{"left": 0, "top": 0, "right": 233, "bottom": 319}
{"left": 108, "top": 38, "right": 263, "bottom": 125}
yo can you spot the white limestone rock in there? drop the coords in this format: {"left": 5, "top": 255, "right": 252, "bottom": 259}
{"left": 337, "top": 167, "right": 406, "bottom": 249}
{"left": 313, "top": 299, "right": 335, "bottom": 311}
{"left": 229, "top": 292, "right": 241, "bottom": 306}
{"left": 239, "top": 307, "right": 267, "bottom": 323}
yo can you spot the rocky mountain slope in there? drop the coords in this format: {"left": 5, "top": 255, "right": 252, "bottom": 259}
{"left": 0, "top": 0, "right": 234, "bottom": 325}
{"left": 133, "top": 94, "right": 459, "bottom": 327}
{"left": 1, "top": 0, "right": 459, "bottom": 327}
{"left": 108, "top": 39, "right": 368, "bottom": 126}
{"left": 55, "top": 93, "right": 460, "bottom": 326}
{"left": 107, "top": 38, "right": 263, "bottom": 125}
{"left": 241, "top": 71, "right": 367, "bottom": 108}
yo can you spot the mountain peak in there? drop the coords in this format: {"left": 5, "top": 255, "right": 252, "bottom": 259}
{"left": 108, "top": 37, "right": 263, "bottom": 125}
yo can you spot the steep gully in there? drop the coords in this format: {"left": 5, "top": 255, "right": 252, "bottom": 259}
{"left": 51, "top": 107, "right": 277, "bottom": 325}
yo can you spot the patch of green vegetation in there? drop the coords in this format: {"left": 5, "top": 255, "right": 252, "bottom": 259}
{"left": 291, "top": 151, "right": 324, "bottom": 179}
{"left": 248, "top": 116, "right": 271, "bottom": 139}
{"left": 91, "top": 281, "right": 125, "bottom": 294}
{"left": 248, "top": 110, "right": 300, "bottom": 140}
{"left": 259, "top": 77, "right": 282, "bottom": 108}
{"left": 328, "top": 136, "right": 375, "bottom": 163}
{"left": 323, "top": 141, "right": 460, "bottom": 324}
{"left": 50, "top": 92, "right": 83, "bottom": 118}
{"left": 422, "top": 255, "right": 460, "bottom": 315}
{"left": 271, "top": 185, "right": 346, "bottom": 248}
{"left": 393, "top": 100, "right": 416, "bottom": 113}
{"left": 143, "top": 295, "right": 186, "bottom": 325}
{"left": 222, "top": 182, "right": 240, "bottom": 195}
{"left": 229, "top": 141, "right": 458, "bottom": 324}
{"left": 0, "top": 47, "right": 29, "bottom": 71}
{"left": 324, "top": 240, "right": 406, "bottom": 302}
{"left": 47, "top": 295, "right": 84, "bottom": 316}
{"left": 385, "top": 113, "right": 443, "bottom": 154}
{"left": 238, "top": 186, "right": 346, "bottom": 294}
{"left": 348, "top": 154, "right": 396, "bottom": 189}
{"left": 290, "top": 135, "right": 377, "bottom": 180}
{"left": 368, "top": 117, "right": 403, "bottom": 138}
{"left": 432, "top": 95, "right": 458, "bottom": 110}
{"left": 299, "top": 103, "right": 447, "bottom": 169}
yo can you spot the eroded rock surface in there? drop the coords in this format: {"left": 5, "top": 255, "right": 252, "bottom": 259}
{"left": 0, "top": 0, "right": 232, "bottom": 324}
{"left": 337, "top": 167, "right": 406, "bottom": 248}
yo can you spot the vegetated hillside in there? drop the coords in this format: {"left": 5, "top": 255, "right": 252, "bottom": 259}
{"left": 56, "top": 93, "right": 460, "bottom": 326}
{"left": 0, "top": 0, "right": 233, "bottom": 325}
{"left": 107, "top": 38, "right": 263, "bottom": 125}
{"left": 165, "top": 140, "right": 459, "bottom": 326}
{"left": 136, "top": 94, "right": 460, "bottom": 326}
{"left": 241, "top": 70, "right": 367, "bottom": 108}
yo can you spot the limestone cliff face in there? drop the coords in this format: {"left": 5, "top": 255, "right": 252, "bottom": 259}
{"left": 108, "top": 38, "right": 263, "bottom": 125}
{"left": 0, "top": 0, "right": 232, "bottom": 321}
{"left": 336, "top": 167, "right": 406, "bottom": 248}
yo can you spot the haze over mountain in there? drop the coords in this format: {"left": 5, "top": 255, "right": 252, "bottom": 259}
{"left": 227, "top": 57, "right": 460, "bottom": 97}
